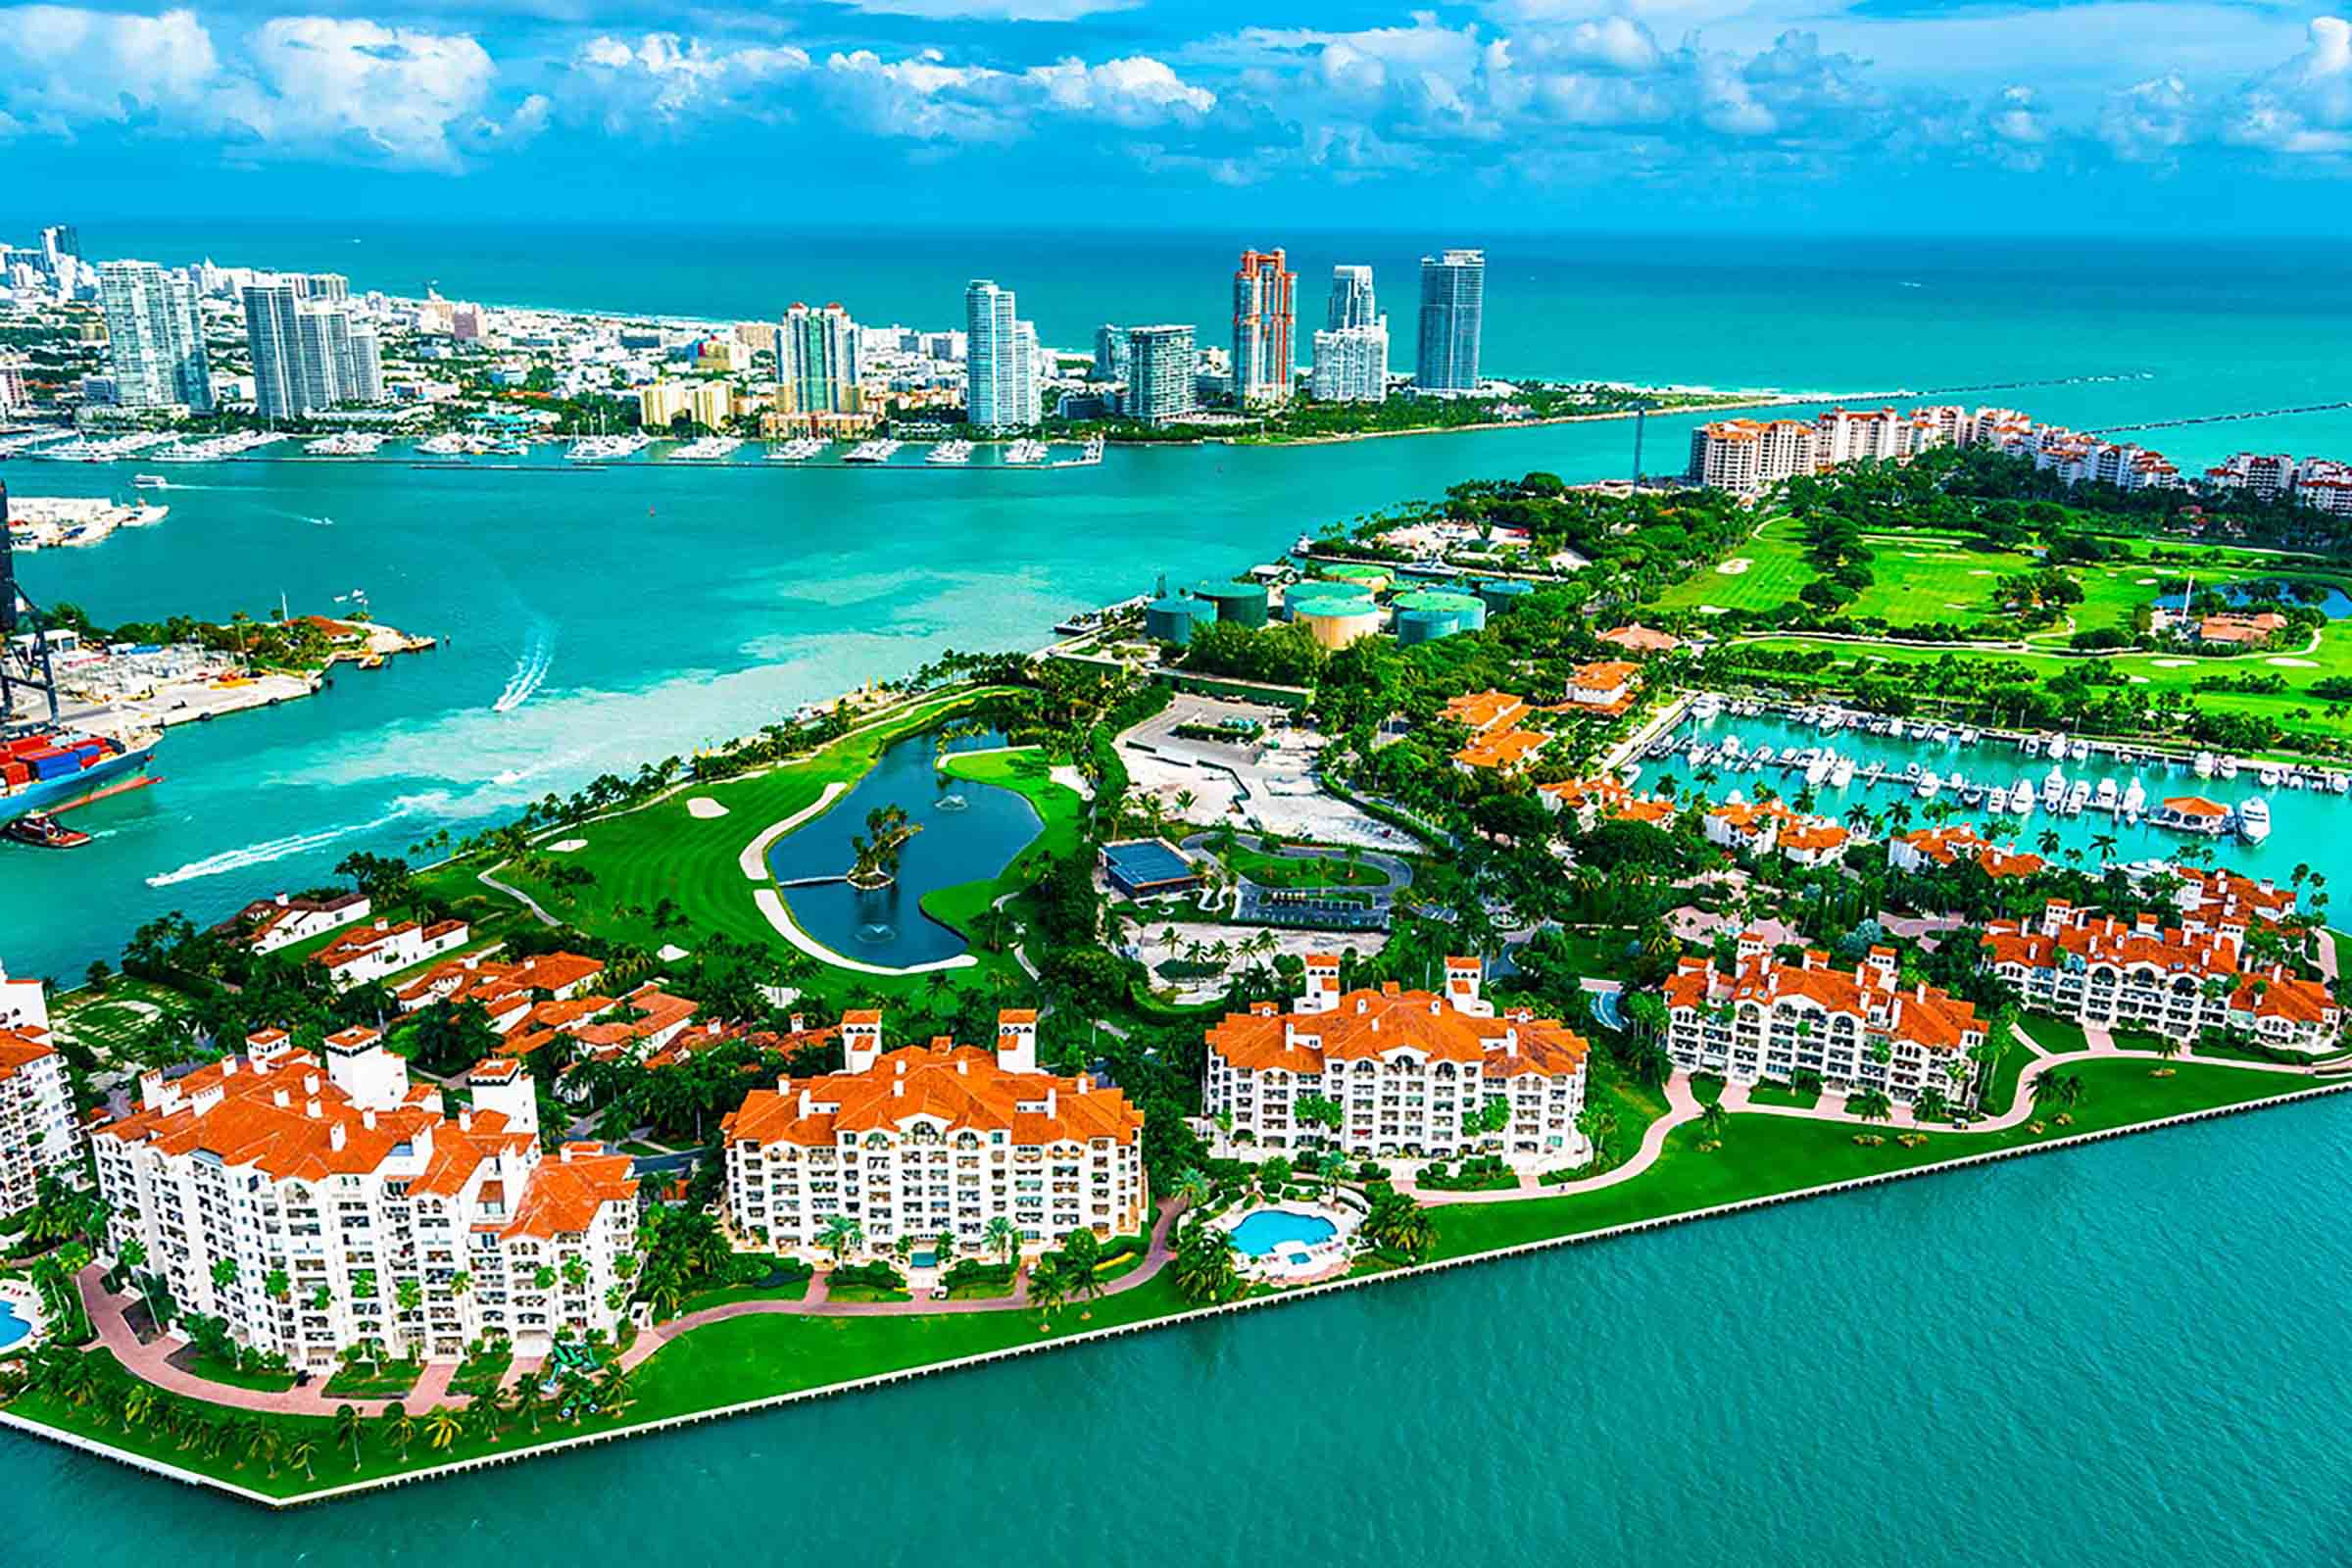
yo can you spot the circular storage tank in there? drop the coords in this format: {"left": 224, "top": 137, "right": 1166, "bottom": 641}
{"left": 1476, "top": 578, "right": 1537, "bottom": 615}
{"left": 1323, "top": 564, "right": 1396, "bottom": 595}
{"left": 1145, "top": 595, "right": 1199, "bottom": 646}
{"left": 1292, "top": 600, "right": 1383, "bottom": 650}
{"left": 1193, "top": 579, "right": 1270, "bottom": 628}
{"left": 1395, "top": 589, "right": 1487, "bottom": 633}
{"left": 1283, "top": 585, "right": 1376, "bottom": 621}
{"left": 1395, "top": 608, "right": 1464, "bottom": 647}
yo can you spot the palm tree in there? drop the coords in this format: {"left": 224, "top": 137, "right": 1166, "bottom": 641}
{"left": 380, "top": 1400, "right": 416, "bottom": 1461}
{"left": 1028, "top": 1258, "right": 1069, "bottom": 1329}
{"left": 423, "top": 1404, "right": 464, "bottom": 1451}
{"left": 284, "top": 1434, "right": 318, "bottom": 1480}
{"left": 817, "top": 1213, "right": 864, "bottom": 1264}
{"left": 983, "top": 1215, "right": 1020, "bottom": 1264}
{"left": 1697, "top": 1102, "right": 1729, "bottom": 1143}
{"left": 332, "top": 1403, "right": 366, "bottom": 1470}
{"left": 1170, "top": 1221, "right": 1241, "bottom": 1304}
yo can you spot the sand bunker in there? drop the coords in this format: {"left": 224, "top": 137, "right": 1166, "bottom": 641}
{"left": 687, "top": 797, "right": 730, "bottom": 818}
{"left": 2268, "top": 657, "right": 2320, "bottom": 667}
{"left": 547, "top": 839, "right": 588, "bottom": 854}
{"left": 657, "top": 944, "right": 691, "bottom": 962}
{"left": 2135, "top": 577, "right": 2158, "bottom": 585}
{"left": 2150, "top": 659, "right": 2196, "bottom": 668}
{"left": 2128, "top": 675, "right": 2151, "bottom": 684}
{"left": 1716, "top": 559, "right": 1753, "bottom": 576}
{"left": 1699, "top": 605, "right": 1732, "bottom": 615}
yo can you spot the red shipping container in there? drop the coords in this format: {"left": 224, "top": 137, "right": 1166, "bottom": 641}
{"left": 1, "top": 760, "right": 28, "bottom": 787}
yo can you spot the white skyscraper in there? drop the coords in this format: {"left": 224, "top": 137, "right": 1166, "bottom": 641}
{"left": 1311, "top": 320, "right": 1389, "bottom": 403}
{"left": 245, "top": 280, "right": 380, "bottom": 416}
{"left": 1328, "top": 265, "right": 1378, "bottom": 330}
{"left": 779, "top": 302, "right": 860, "bottom": 416}
{"left": 98, "top": 260, "right": 214, "bottom": 412}
{"left": 965, "top": 279, "right": 1036, "bottom": 431}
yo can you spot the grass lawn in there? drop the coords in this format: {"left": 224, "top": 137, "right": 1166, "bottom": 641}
{"left": 1979, "top": 1033, "right": 2034, "bottom": 1117}
{"left": 321, "top": 1360, "right": 423, "bottom": 1399}
{"left": 676, "top": 1278, "right": 811, "bottom": 1315}
{"left": 47, "top": 977, "right": 197, "bottom": 1059}
{"left": 187, "top": 1353, "right": 297, "bottom": 1393}
{"left": 918, "top": 747, "right": 1087, "bottom": 943}
{"left": 1745, "top": 1080, "right": 1822, "bottom": 1109}
{"left": 824, "top": 1284, "right": 912, "bottom": 1304}
{"left": 946, "top": 1278, "right": 1019, "bottom": 1300}
{"left": 1222, "top": 845, "right": 1390, "bottom": 889}
{"left": 2021, "top": 1014, "right": 2094, "bottom": 1054}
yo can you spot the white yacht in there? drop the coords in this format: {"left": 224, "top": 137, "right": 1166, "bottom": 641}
{"left": 2122, "top": 778, "right": 2146, "bottom": 817}
{"left": 2093, "top": 778, "right": 2118, "bottom": 812}
{"left": 2218, "top": 756, "right": 2240, "bottom": 780}
{"left": 927, "top": 440, "right": 975, "bottom": 465}
{"left": 2013, "top": 778, "right": 2039, "bottom": 816}
{"left": 1916, "top": 771, "right": 1943, "bottom": 800}
{"left": 2064, "top": 780, "right": 2091, "bottom": 815}
{"left": 2236, "top": 798, "right": 2273, "bottom": 844}
{"left": 1805, "top": 752, "right": 1834, "bottom": 788}
{"left": 1829, "top": 756, "right": 1855, "bottom": 788}
{"left": 2042, "top": 766, "right": 2067, "bottom": 808}
{"left": 2259, "top": 763, "right": 2282, "bottom": 788}
{"left": 2192, "top": 751, "right": 2216, "bottom": 778}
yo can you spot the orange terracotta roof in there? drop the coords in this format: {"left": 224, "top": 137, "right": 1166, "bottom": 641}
{"left": 1206, "top": 986, "right": 1589, "bottom": 1079}
{"left": 724, "top": 1041, "right": 1142, "bottom": 1150}
{"left": 1442, "top": 689, "right": 1527, "bottom": 734}
{"left": 1453, "top": 728, "right": 1551, "bottom": 771}
{"left": 0, "top": 1026, "right": 56, "bottom": 1082}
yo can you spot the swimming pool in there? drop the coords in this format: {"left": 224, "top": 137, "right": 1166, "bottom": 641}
{"left": 0, "top": 1297, "right": 30, "bottom": 1350}
{"left": 1227, "top": 1207, "right": 1339, "bottom": 1258}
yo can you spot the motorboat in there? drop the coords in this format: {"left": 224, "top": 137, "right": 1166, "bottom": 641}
{"left": 2193, "top": 751, "right": 2216, "bottom": 778}
{"left": 2013, "top": 778, "right": 2038, "bottom": 816}
{"left": 2259, "top": 763, "right": 2282, "bottom": 788}
{"left": 2122, "top": 779, "right": 2146, "bottom": 816}
{"left": 1829, "top": 756, "right": 1855, "bottom": 788}
{"left": 2042, "top": 766, "right": 2067, "bottom": 807}
{"left": 2064, "top": 780, "right": 2091, "bottom": 815}
{"left": 2093, "top": 778, "right": 2118, "bottom": 812}
{"left": 2236, "top": 798, "right": 2273, "bottom": 844}
{"left": 1916, "top": 771, "right": 1943, "bottom": 800}
{"left": 2218, "top": 756, "right": 2239, "bottom": 780}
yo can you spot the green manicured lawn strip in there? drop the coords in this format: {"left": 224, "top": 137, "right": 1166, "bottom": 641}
{"left": 1745, "top": 1081, "right": 1821, "bottom": 1109}
{"left": 1223, "top": 846, "right": 1388, "bottom": 888}
{"left": 676, "top": 1278, "right": 811, "bottom": 1315}
{"left": 187, "top": 1354, "right": 296, "bottom": 1393}
{"left": 820, "top": 1284, "right": 910, "bottom": 1304}
{"left": 2021, "top": 1015, "right": 2093, "bottom": 1054}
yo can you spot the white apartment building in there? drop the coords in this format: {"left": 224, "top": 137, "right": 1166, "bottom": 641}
{"left": 1983, "top": 899, "right": 2341, "bottom": 1053}
{"left": 1310, "top": 321, "right": 1389, "bottom": 402}
{"left": 1202, "top": 957, "right": 1593, "bottom": 1168}
{"left": 0, "top": 997, "right": 86, "bottom": 1215}
{"left": 1687, "top": 418, "right": 1818, "bottom": 495}
{"left": 0, "top": 955, "right": 52, "bottom": 1035}
{"left": 210, "top": 890, "right": 373, "bottom": 954}
{"left": 1661, "top": 936, "right": 1987, "bottom": 1105}
{"left": 722, "top": 1010, "right": 1148, "bottom": 1257}
{"left": 93, "top": 1033, "right": 638, "bottom": 1367}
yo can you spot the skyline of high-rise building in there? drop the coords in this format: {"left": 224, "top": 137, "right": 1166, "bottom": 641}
{"left": 1327, "top": 265, "right": 1377, "bottom": 331}
{"left": 1125, "top": 324, "right": 1195, "bottom": 427}
{"left": 1231, "top": 248, "right": 1296, "bottom": 406}
{"left": 964, "top": 278, "right": 1038, "bottom": 430}
{"left": 1414, "top": 248, "right": 1485, "bottom": 396}
{"left": 1093, "top": 323, "right": 1130, "bottom": 384}
{"left": 1311, "top": 320, "right": 1388, "bottom": 403}
{"left": 244, "top": 279, "right": 381, "bottom": 417}
{"left": 778, "top": 301, "right": 860, "bottom": 416}
{"left": 98, "top": 260, "right": 213, "bottom": 413}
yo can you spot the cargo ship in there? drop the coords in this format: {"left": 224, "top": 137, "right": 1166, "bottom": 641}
{"left": 1, "top": 728, "right": 161, "bottom": 826}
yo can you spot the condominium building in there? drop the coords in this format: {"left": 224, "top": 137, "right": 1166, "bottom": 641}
{"left": 964, "top": 279, "right": 1039, "bottom": 431}
{"left": 98, "top": 260, "right": 214, "bottom": 412}
{"left": 1983, "top": 899, "right": 2341, "bottom": 1053}
{"left": 1124, "top": 324, "right": 1197, "bottom": 427}
{"left": 244, "top": 282, "right": 381, "bottom": 416}
{"left": 2206, "top": 452, "right": 2352, "bottom": 514}
{"left": 778, "top": 302, "right": 860, "bottom": 416}
{"left": 639, "top": 378, "right": 735, "bottom": 430}
{"left": 1203, "top": 957, "right": 1592, "bottom": 1166}
{"left": 1310, "top": 320, "right": 1389, "bottom": 403}
{"left": 1327, "top": 265, "right": 1378, "bottom": 331}
{"left": 1232, "top": 248, "right": 1297, "bottom": 405}
{"left": 92, "top": 1032, "right": 639, "bottom": 1365}
{"left": 1092, "top": 323, "right": 1129, "bottom": 383}
{"left": 1413, "top": 249, "right": 1485, "bottom": 395}
{"left": 1661, "top": 937, "right": 1987, "bottom": 1104}
{"left": 721, "top": 1010, "right": 1148, "bottom": 1256}
{"left": 0, "top": 966, "right": 83, "bottom": 1213}
{"left": 1687, "top": 418, "right": 1819, "bottom": 495}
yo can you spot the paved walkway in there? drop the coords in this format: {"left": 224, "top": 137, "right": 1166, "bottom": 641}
{"left": 1401, "top": 1074, "right": 1706, "bottom": 1206}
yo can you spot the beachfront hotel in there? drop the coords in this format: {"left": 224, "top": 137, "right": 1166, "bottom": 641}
{"left": 1202, "top": 957, "right": 1593, "bottom": 1166}
{"left": 1660, "top": 936, "right": 1988, "bottom": 1105}
{"left": 720, "top": 1010, "right": 1149, "bottom": 1257}
{"left": 1982, "top": 899, "right": 2341, "bottom": 1053}
{"left": 0, "top": 966, "right": 84, "bottom": 1213}
{"left": 92, "top": 1030, "right": 639, "bottom": 1367}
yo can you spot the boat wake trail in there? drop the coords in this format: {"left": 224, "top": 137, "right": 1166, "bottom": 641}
{"left": 493, "top": 623, "right": 555, "bottom": 713}
{"left": 145, "top": 811, "right": 405, "bottom": 888}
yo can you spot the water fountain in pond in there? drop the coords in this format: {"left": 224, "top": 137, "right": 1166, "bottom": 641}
{"left": 855, "top": 922, "right": 899, "bottom": 946}
{"left": 934, "top": 793, "right": 969, "bottom": 812}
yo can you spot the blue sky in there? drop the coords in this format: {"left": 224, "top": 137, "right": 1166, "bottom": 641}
{"left": 6, "top": 0, "right": 2352, "bottom": 231}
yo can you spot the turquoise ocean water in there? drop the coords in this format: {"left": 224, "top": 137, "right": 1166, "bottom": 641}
{"left": 7, "top": 226, "right": 2352, "bottom": 1560}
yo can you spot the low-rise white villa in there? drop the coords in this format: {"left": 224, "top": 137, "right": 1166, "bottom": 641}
{"left": 92, "top": 1029, "right": 638, "bottom": 1367}
{"left": 210, "top": 890, "right": 373, "bottom": 953}
{"left": 1202, "top": 956, "right": 1593, "bottom": 1167}
{"left": 1660, "top": 935, "right": 1987, "bottom": 1104}
{"left": 313, "top": 916, "right": 471, "bottom": 991}
{"left": 1982, "top": 898, "right": 2340, "bottom": 1053}
{"left": 721, "top": 1010, "right": 1149, "bottom": 1257}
